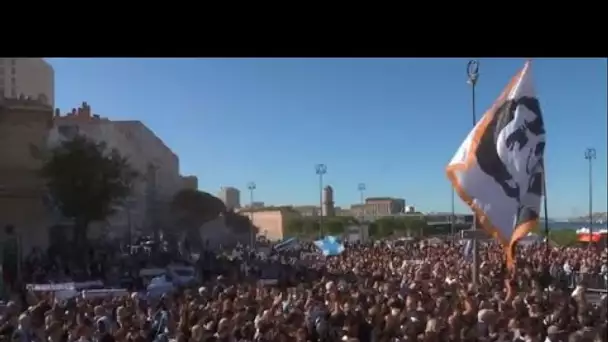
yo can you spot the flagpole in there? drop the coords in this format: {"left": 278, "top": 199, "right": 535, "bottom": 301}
{"left": 467, "top": 60, "right": 480, "bottom": 287}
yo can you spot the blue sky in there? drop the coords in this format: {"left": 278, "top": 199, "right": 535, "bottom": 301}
{"left": 47, "top": 58, "right": 607, "bottom": 218}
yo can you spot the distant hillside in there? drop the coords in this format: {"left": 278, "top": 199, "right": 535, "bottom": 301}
{"left": 568, "top": 212, "right": 607, "bottom": 222}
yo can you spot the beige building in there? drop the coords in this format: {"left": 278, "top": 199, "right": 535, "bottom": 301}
{"left": 112, "top": 120, "right": 181, "bottom": 200}
{"left": 351, "top": 197, "right": 406, "bottom": 218}
{"left": 322, "top": 186, "right": 335, "bottom": 217}
{"left": 240, "top": 208, "right": 300, "bottom": 241}
{"left": 292, "top": 205, "right": 319, "bottom": 217}
{"left": 244, "top": 201, "right": 265, "bottom": 209}
{"left": 180, "top": 175, "right": 198, "bottom": 190}
{"left": 218, "top": 187, "right": 240, "bottom": 210}
{"left": 0, "top": 58, "right": 54, "bottom": 106}
{"left": 0, "top": 97, "right": 54, "bottom": 253}
{"left": 49, "top": 103, "right": 181, "bottom": 238}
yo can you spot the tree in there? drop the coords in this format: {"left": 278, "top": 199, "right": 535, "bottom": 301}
{"left": 40, "top": 135, "right": 137, "bottom": 247}
{"left": 376, "top": 217, "right": 399, "bottom": 237}
{"left": 171, "top": 189, "right": 227, "bottom": 251}
{"left": 224, "top": 210, "right": 258, "bottom": 235}
{"left": 284, "top": 217, "right": 304, "bottom": 237}
{"left": 406, "top": 217, "right": 428, "bottom": 237}
{"left": 171, "top": 189, "right": 226, "bottom": 229}
{"left": 324, "top": 218, "right": 345, "bottom": 236}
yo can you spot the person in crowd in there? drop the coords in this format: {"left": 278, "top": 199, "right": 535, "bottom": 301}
{"left": 1, "top": 239, "right": 606, "bottom": 342}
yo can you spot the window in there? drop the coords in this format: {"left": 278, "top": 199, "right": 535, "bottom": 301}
{"left": 10, "top": 67, "right": 15, "bottom": 75}
{"left": 10, "top": 77, "right": 15, "bottom": 85}
{"left": 11, "top": 88, "right": 16, "bottom": 97}
{"left": 10, "top": 59, "right": 15, "bottom": 66}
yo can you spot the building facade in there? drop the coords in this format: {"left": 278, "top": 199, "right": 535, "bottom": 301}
{"left": 0, "top": 97, "right": 54, "bottom": 253}
{"left": 112, "top": 121, "right": 181, "bottom": 201}
{"left": 180, "top": 175, "right": 198, "bottom": 191}
{"left": 292, "top": 205, "right": 319, "bottom": 217}
{"left": 0, "top": 58, "right": 54, "bottom": 106}
{"left": 112, "top": 120, "right": 181, "bottom": 234}
{"left": 218, "top": 187, "right": 240, "bottom": 210}
{"left": 244, "top": 208, "right": 300, "bottom": 241}
{"left": 322, "top": 186, "right": 335, "bottom": 217}
{"left": 351, "top": 197, "right": 406, "bottom": 218}
{"left": 49, "top": 103, "right": 181, "bottom": 238}
{"left": 245, "top": 201, "right": 265, "bottom": 209}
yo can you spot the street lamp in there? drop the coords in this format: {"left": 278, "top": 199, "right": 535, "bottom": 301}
{"left": 451, "top": 188, "right": 455, "bottom": 242}
{"left": 315, "top": 164, "right": 327, "bottom": 236}
{"left": 247, "top": 182, "right": 256, "bottom": 247}
{"left": 467, "top": 59, "right": 480, "bottom": 287}
{"left": 358, "top": 183, "right": 366, "bottom": 221}
{"left": 584, "top": 148, "right": 596, "bottom": 243}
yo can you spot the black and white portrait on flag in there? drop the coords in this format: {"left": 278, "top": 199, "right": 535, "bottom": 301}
{"left": 447, "top": 61, "right": 545, "bottom": 247}
{"left": 476, "top": 95, "right": 546, "bottom": 230}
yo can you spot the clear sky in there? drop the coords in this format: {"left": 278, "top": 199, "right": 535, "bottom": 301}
{"left": 47, "top": 58, "right": 607, "bottom": 218}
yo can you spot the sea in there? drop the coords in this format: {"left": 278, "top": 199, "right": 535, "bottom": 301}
{"left": 543, "top": 220, "right": 608, "bottom": 231}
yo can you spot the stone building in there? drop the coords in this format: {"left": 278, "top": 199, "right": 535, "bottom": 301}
{"left": 0, "top": 96, "right": 54, "bottom": 253}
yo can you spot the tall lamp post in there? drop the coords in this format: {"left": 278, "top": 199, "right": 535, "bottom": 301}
{"left": 315, "top": 164, "right": 327, "bottom": 236}
{"left": 358, "top": 183, "right": 366, "bottom": 222}
{"left": 467, "top": 59, "right": 480, "bottom": 287}
{"left": 247, "top": 182, "right": 256, "bottom": 247}
{"left": 584, "top": 148, "right": 596, "bottom": 243}
{"left": 451, "top": 188, "right": 455, "bottom": 242}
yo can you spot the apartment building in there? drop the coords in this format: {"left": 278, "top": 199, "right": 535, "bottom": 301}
{"left": 244, "top": 201, "right": 265, "bottom": 209}
{"left": 292, "top": 205, "right": 320, "bottom": 217}
{"left": 0, "top": 58, "right": 54, "bottom": 106}
{"left": 218, "top": 187, "right": 241, "bottom": 210}
{"left": 351, "top": 197, "right": 406, "bottom": 218}
{"left": 180, "top": 175, "right": 199, "bottom": 190}
{"left": 0, "top": 97, "right": 54, "bottom": 253}
{"left": 49, "top": 102, "right": 181, "bottom": 237}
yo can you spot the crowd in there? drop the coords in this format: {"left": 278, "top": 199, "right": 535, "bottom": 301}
{"left": 1, "top": 239, "right": 607, "bottom": 342}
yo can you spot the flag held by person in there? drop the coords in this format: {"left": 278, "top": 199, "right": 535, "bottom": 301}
{"left": 446, "top": 61, "right": 546, "bottom": 269}
{"left": 274, "top": 237, "right": 300, "bottom": 252}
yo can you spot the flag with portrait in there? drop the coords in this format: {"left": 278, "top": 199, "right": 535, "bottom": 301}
{"left": 446, "top": 61, "right": 546, "bottom": 268}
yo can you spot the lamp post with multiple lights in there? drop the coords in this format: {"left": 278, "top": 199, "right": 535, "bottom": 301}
{"left": 584, "top": 148, "right": 596, "bottom": 242}
{"left": 467, "top": 59, "right": 480, "bottom": 287}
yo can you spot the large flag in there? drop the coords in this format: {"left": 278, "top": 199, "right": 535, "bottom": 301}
{"left": 274, "top": 237, "right": 300, "bottom": 252}
{"left": 314, "top": 236, "right": 345, "bottom": 256}
{"left": 446, "top": 61, "right": 545, "bottom": 268}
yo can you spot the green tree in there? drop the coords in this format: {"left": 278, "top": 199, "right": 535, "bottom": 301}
{"left": 171, "top": 189, "right": 226, "bottom": 249}
{"left": 41, "top": 135, "right": 137, "bottom": 247}
{"left": 171, "top": 189, "right": 226, "bottom": 228}
{"left": 324, "top": 218, "right": 345, "bottom": 236}
{"left": 284, "top": 217, "right": 304, "bottom": 237}
{"left": 400, "top": 216, "right": 428, "bottom": 237}
{"left": 376, "top": 217, "right": 398, "bottom": 238}
{"left": 302, "top": 218, "right": 320, "bottom": 237}
{"left": 368, "top": 222, "right": 379, "bottom": 238}
{"left": 376, "top": 217, "right": 399, "bottom": 237}
{"left": 224, "top": 210, "right": 258, "bottom": 235}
